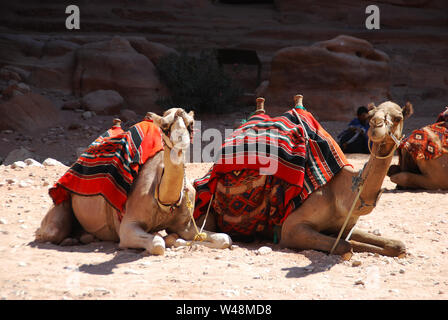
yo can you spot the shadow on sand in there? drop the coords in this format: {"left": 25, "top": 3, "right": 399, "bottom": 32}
{"left": 28, "top": 240, "right": 144, "bottom": 275}
{"left": 281, "top": 250, "right": 342, "bottom": 279}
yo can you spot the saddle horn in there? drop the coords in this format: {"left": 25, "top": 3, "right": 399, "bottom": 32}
{"left": 112, "top": 118, "right": 122, "bottom": 128}
{"left": 255, "top": 97, "right": 265, "bottom": 114}
{"left": 294, "top": 94, "right": 303, "bottom": 108}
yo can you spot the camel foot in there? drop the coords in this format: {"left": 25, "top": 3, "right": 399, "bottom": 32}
{"left": 148, "top": 235, "right": 165, "bottom": 255}
{"left": 79, "top": 233, "right": 96, "bottom": 245}
{"left": 164, "top": 233, "right": 180, "bottom": 248}
{"left": 387, "top": 165, "right": 401, "bottom": 177}
{"left": 60, "top": 237, "right": 79, "bottom": 246}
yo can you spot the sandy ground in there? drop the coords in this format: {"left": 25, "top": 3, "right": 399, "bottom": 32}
{"left": 0, "top": 153, "right": 447, "bottom": 300}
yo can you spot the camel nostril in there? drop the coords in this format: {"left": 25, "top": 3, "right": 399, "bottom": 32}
{"left": 371, "top": 118, "right": 384, "bottom": 128}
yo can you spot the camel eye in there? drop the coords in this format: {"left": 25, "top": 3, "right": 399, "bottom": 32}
{"left": 393, "top": 116, "right": 403, "bottom": 123}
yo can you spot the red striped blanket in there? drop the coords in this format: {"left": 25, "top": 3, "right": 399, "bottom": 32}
{"left": 193, "top": 107, "right": 351, "bottom": 237}
{"left": 49, "top": 119, "right": 163, "bottom": 220}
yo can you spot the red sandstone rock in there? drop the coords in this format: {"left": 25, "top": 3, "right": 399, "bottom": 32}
{"left": 259, "top": 35, "right": 391, "bottom": 121}
{"left": 73, "top": 36, "right": 166, "bottom": 114}
{"left": 0, "top": 93, "right": 60, "bottom": 132}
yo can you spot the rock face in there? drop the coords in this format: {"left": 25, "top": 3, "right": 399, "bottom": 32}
{"left": 128, "top": 37, "right": 178, "bottom": 65}
{"left": 73, "top": 37, "right": 166, "bottom": 114}
{"left": 0, "top": 34, "right": 76, "bottom": 93}
{"left": 81, "top": 90, "right": 124, "bottom": 115}
{"left": 0, "top": 93, "right": 61, "bottom": 132}
{"left": 260, "top": 35, "right": 391, "bottom": 121}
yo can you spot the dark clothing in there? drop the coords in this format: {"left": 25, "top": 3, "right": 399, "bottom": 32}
{"left": 337, "top": 118, "right": 370, "bottom": 154}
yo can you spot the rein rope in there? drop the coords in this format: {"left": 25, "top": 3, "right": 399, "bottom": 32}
{"left": 329, "top": 119, "right": 403, "bottom": 255}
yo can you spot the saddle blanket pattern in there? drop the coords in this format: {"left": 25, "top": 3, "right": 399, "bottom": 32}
{"left": 400, "top": 121, "right": 448, "bottom": 161}
{"left": 49, "top": 119, "right": 163, "bottom": 220}
{"left": 193, "top": 107, "right": 351, "bottom": 238}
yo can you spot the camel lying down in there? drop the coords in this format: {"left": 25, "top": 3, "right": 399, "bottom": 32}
{"left": 35, "top": 109, "right": 232, "bottom": 255}
{"left": 195, "top": 95, "right": 411, "bottom": 258}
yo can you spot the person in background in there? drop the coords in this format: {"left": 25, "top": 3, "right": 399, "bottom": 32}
{"left": 337, "top": 106, "right": 370, "bottom": 154}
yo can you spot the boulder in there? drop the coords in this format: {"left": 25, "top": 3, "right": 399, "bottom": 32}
{"left": 2, "top": 82, "right": 31, "bottom": 98}
{"left": 3, "top": 147, "right": 36, "bottom": 166}
{"left": 0, "top": 92, "right": 61, "bottom": 132}
{"left": 81, "top": 90, "right": 123, "bottom": 115}
{"left": 73, "top": 36, "right": 166, "bottom": 114}
{"left": 259, "top": 35, "right": 391, "bottom": 121}
{"left": 128, "top": 37, "right": 178, "bottom": 65}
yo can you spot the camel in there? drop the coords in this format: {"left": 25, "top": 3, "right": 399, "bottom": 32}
{"left": 197, "top": 95, "right": 413, "bottom": 258}
{"left": 35, "top": 108, "right": 232, "bottom": 255}
{"left": 387, "top": 109, "right": 448, "bottom": 190}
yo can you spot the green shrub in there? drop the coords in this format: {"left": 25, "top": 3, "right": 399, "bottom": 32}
{"left": 155, "top": 50, "right": 243, "bottom": 114}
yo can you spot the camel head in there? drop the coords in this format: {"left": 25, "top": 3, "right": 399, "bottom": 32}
{"left": 367, "top": 101, "right": 413, "bottom": 148}
{"left": 147, "top": 108, "right": 195, "bottom": 165}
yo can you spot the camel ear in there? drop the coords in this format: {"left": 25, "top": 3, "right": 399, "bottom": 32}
{"left": 188, "top": 110, "right": 194, "bottom": 119}
{"left": 146, "top": 112, "right": 168, "bottom": 129}
{"left": 402, "top": 101, "right": 414, "bottom": 119}
{"left": 367, "top": 102, "right": 376, "bottom": 111}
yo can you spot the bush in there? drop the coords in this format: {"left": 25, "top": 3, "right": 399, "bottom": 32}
{"left": 155, "top": 50, "right": 243, "bottom": 114}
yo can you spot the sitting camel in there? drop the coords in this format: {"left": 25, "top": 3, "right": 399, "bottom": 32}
{"left": 35, "top": 108, "right": 231, "bottom": 255}
{"left": 195, "top": 95, "right": 412, "bottom": 258}
{"left": 388, "top": 106, "right": 448, "bottom": 190}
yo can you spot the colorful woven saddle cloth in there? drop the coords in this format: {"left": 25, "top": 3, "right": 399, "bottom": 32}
{"left": 49, "top": 119, "right": 163, "bottom": 221}
{"left": 193, "top": 107, "right": 351, "bottom": 238}
{"left": 400, "top": 121, "right": 448, "bottom": 161}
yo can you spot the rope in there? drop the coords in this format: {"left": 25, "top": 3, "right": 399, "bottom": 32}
{"left": 330, "top": 125, "right": 403, "bottom": 254}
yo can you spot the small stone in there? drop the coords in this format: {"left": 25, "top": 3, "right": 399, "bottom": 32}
{"left": 82, "top": 111, "right": 94, "bottom": 120}
{"left": 94, "top": 287, "right": 111, "bottom": 295}
{"left": 257, "top": 246, "right": 272, "bottom": 255}
{"left": 43, "top": 158, "right": 64, "bottom": 167}
{"left": 42, "top": 181, "right": 50, "bottom": 187}
{"left": 304, "top": 266, "right": 314, "bottom": 272}
{"left": 11, "top": 161, "right": 26, "bottom": 169}
{"left": 389, "top": 289, "right": 399, "bottom": 294}
{"left": 24, "top": 158, "right": 42, "bottom": 167}
{"left": 124, "top": 269, "right": 143, "bottom": 275}
{"left": 6, "top": 178, "right": 17, "bottom": 185}
{"left": 354, "top": 279, "right": 365, "bottom": 285}
{"left": 0, "top": 218, "right": 6, "bottom": 224}
{"left": 399, "top": 269, "right": 405, "bottom": 274}
{"left": 18, "top": 181, "right": 29, "bottom": 188}
{"left": 372, "top": 229, "right": 381, "bottom": 236}
{"left": 352, "top": 260, "right": 362, "bottom": 267}
{"left": 18, "top": 262, "right": 27, "bottom": 267}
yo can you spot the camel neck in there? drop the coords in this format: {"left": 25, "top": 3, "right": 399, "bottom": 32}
{"left": 157, "top": 147, "right": 185, "bottom": 204}
{"left": 354, "top": 141, "right": 395, "bottom": 216}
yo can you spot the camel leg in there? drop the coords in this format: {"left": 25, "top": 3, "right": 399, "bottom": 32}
{"left": 35, "top": 201, "right": 73, "bottom": 244}
{"left": 174, "top": 225, "right": 232, "bottom": 249}
{"left": 390, "top": 172, "right": 435, "bottom": 189}
{"left": 348, "top": 229, "right": 406, "bottom": 257}
{"left": 280, "top": 223, "right": 351, "bottom": 255}
{"left": 118, "top": 221, "right": 165, "bottom": 255}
